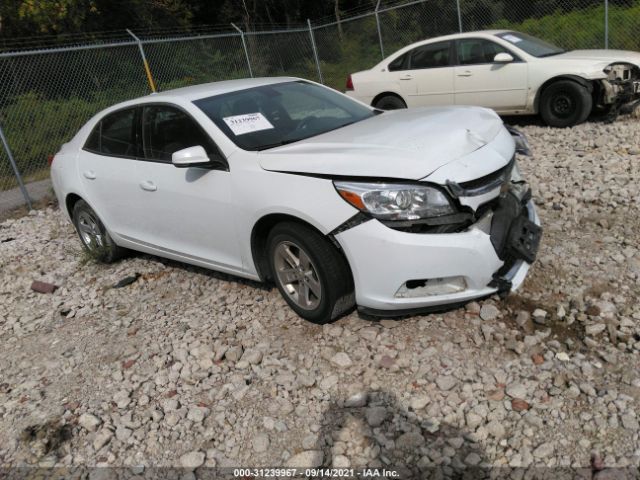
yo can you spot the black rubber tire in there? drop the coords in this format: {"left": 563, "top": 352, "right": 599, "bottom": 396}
{"left": 539, "top": 80, "right": 592, "bottom": 127}
{"left": 267, "top": 222, "right": 354, "bottom": 324}
{"left": 373, "top": 94, "right": 407, "bottom": 110}
{"left": 72, "top": 199, "right": 125, "bottom": 263}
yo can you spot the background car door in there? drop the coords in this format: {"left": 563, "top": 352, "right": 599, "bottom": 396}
{"left": 132, "top": 104, "right": 242, "bottom": 272}
{"left": 79, "top": 107, "right": 143, "bottom": 241}
{"left": 405, "top": 40, "right": 455, "bottom": 107}
{"left": 453, "top": 38, "right": 528, "bottom": 111}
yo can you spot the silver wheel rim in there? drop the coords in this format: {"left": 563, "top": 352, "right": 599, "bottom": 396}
{"left": 77, "top": 211, "right": 104, "bottom": 250}
{"left": 274, "top": 241, "right": 322, "bottom": 310}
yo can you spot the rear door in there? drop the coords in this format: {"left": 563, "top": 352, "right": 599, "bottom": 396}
{"left": 79, "top": 106, "right": 143, "bottom": 241}
{"left": 454, "top": 38, "right": 528, "bottom": 112}
{"left": 404, "top": 40, "right": 455, "bottom": 107}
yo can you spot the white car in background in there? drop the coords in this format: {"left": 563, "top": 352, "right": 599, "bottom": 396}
{"left": 51, "top": 78, "right": 541, "bottom": 323}
{"left": 346, "top": 30, "right": 640, "bottom": 127}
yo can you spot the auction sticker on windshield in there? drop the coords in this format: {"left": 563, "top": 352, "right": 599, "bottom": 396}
{"left": 223, "top": 112, "right": 274, "bottom": 135}
{"left": 502, "top": 34, "right": 522, "bottom": 43}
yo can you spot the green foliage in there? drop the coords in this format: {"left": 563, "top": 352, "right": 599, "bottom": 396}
{"left": 492, "top": 1, "right": 640, "bottom": 50}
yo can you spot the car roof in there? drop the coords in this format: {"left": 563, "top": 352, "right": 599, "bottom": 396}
{"left": 103, "top": 76, "right": 300, "bottom": 113}
{"left": 151, "top": 76, "right": 298, "bottom": 101}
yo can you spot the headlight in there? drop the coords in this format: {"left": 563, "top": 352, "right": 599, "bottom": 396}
{"left": 506, "top": 125, "right": 531, "bottom": 156}
{"left": 334, "top": 181, "right": 456, "bottom": 221}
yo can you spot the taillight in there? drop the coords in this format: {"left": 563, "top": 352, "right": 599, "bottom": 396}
{"left": 346, "top": 74, "right": 354, "bottom": 91}
{"left": 47, "top": 154, "right": 55, "bottom": 166}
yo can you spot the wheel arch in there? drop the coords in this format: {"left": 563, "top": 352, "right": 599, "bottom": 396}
{"left": 534, "top": 75, "right": 594, "bottom": 113}
{"left": 65, "top": 192, "right": 84, "bottom": 218}
{"left": 371, "top": 91, "right": 407, "bottom": 108}
{"left": 250, "top": 213, "right": 344, "bottom": 282}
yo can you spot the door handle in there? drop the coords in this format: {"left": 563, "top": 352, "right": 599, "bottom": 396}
{"left": 83, "top": 170, "right": 96, "bottom": 180}
{"left": 457, "top": 71, "right": 473, "bottom": 77}
{"left": 139, "top": 180, "right": 157, "bottom": 192}
{"left": 399, "top": 75, "right": 413, "bottom": 81}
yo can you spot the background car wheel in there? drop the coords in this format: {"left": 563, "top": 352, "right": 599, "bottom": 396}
{"left": 539, "top": 80, "right": 592, "bottom": 127}
{"left": 72, "top": 200, "right": 125, "bottom": 263}
{"left": 267, "top": 222, "right": 354, "bottom": 324}
{"left": 373, "top": 95, "right": 407, "bottom": 110}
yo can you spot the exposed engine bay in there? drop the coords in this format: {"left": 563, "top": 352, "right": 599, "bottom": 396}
{"left": 598, "top": 62, "right": 640, "bottom": 119}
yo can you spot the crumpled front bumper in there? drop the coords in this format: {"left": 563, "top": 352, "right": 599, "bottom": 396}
{"left": 335, "top": 184, "right": 541, "bottom": 316}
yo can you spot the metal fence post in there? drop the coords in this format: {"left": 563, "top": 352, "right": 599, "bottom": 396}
{"left": 0, "top": 122, "right": 32, "bottom": 210}
{"left": 604, "top": 0, "right": 609, "bottom": 49}
{"left": 231, "top": 23, "right": 253, "bottom": 78}
{"left": 126, "top": 29, "right": 157, "bottom": 93}
{"left": 307, "top": 19, "right": 324, "bottom": 84}
{"left": 375, "top": 0, "right": 385, "bottom": 60}
{"left": 456, "top": 0, "right": 463, "bottom": 33}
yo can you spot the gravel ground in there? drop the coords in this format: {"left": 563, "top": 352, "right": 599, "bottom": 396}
{"left": 1, "top": 118, "right": 639, "bottom": 478}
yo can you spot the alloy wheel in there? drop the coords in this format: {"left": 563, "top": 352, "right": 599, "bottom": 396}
{"left": 273, "top": 241, "right": 322, "bottom": 310}
{"left": 76, "top": 211, "right": 104, "bottom": 249}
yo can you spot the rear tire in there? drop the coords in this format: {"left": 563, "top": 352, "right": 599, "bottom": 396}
{"left": 267, "top": 222, "right": 354, "bottom": 324}
{"left": 539, "top": 80, "right": 592, "bottom": 127}
{"left": 72, "top": 200, "right": 125, "bottom": 263}
{"left": 373, "top": 95, "right": 407, "bottom": 110}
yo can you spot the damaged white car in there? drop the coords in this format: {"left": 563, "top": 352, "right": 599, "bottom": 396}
{"left": 346, "top": 30, "right": 640, "bottom": 127}
{"left": 51, "top": 78, "right": 541, "bottom": 323}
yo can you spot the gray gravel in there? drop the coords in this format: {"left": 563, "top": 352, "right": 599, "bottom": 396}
{"left": 0, "top": 119, "right": 639, "bottom": 476}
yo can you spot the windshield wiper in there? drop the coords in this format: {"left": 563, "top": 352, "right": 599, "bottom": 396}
{"left": 256, "top": 138, "right": 300, "bottom": 151}
{"left": 538, "top": 50, "right": 565, "bottom": 58}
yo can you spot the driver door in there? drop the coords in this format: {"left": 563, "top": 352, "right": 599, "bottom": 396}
{"left": 131, "top": 104, "right": 242, "bottom": 272}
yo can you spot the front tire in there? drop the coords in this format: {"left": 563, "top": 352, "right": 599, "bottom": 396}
{"left": 267, "top": 222, "right": 354, "bottom": 324}
{"left": 373, "top": 95, "right": 407, "bottom": 110}
{"left": 72, "top": 200, "right": 125, "bottom": 263}
{"left": 539, "top": 80, "right": 592, "bottom": 127}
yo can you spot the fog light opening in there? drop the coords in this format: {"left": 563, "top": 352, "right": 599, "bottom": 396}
{"left": 395, "top": 276, "right": 467, "bottom": 298}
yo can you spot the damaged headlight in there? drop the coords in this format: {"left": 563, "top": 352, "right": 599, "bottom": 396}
{"left": 506, "top": 125, "right": 531, "bottom": 156}
{"left": 334, "top": 181, "right": 456, "bottom": 221}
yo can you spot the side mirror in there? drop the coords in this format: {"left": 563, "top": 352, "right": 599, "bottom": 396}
{"left": 494, "top": 52, "right": 514, "bottom": 63}
{"left": 172, "top": 146, "right": 211, "bottom": 168}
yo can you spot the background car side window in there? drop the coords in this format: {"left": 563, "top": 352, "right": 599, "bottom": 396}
{"left": 409, "top": 41, "right": 451, "bottom": 69}
{"left": 388, "top": 52, "right": 408, "bottom": 72}
{"left": 142, "top": 105, "right": 219, "bottom": 163}
{"left": 457, "top": 38, "right": 512, "bottom": 65}
{"left": 85, "top": 108, "right": 137, "bottom": 157}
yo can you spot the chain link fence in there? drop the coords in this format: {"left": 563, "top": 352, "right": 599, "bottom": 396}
{"left": 1, "top": 0, "right": 639, "bottom": 211}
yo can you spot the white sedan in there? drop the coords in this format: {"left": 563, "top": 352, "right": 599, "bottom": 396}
{"left": 346, "top": 30, "right": 640, "bottom": 127}
{"left": 51, "top": 78, "right": 541, "bottom": 323}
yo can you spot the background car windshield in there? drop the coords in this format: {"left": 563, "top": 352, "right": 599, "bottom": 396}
{"left": 194, "top": 81, "right": 375, "bottom": 151}
{"left": 496, "top": 32, "right": 565, "bottom": 57}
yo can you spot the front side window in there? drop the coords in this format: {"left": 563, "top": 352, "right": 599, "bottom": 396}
{"left": 409, "top": 41, "right": 451, "bottom": 69}
{"left": 85, "top": 108, "right": 137, "bottom": 157}
{"left": 458, "top": 38, "right": 512, "bottom": 65}
{"left": 194, "top": 80, "right": 375, "bottom": 151}
{"left": 142, "top": 105, "right": 219, "bottom": 162}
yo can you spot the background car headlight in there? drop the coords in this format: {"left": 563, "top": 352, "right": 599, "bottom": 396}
{"left": 334, "top": 181, "right": 456, "bottom": 221}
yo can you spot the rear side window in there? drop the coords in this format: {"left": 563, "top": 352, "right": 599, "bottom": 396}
{"left": 84, "top": 108, "right": 138, "bottom": 158}
{"left": 388, "top": 53, "right": 408, "bottom": 72}
{"left": 141, "top": 105, "right": 219, "bottom": 162}
{"left": 409, "top": 41, "right": 451, "bottom": 69}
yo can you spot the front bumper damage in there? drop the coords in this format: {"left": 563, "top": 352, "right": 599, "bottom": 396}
{"left": 600, "top": 62, "right": 640, "bottom": 118}
{"left": 335, "top": 171, "right": 542, "bottom": 316}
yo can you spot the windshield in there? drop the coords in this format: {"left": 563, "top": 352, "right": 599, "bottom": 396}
{"left": 194, "top": 80, "right": 375, "bottom": 151}
{"left": 496, "top": 31, "right": 565, "bottom": 58}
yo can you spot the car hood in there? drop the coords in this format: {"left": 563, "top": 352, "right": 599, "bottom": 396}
{"left": 258, "top": 106, "right": 506, "bottom": 180}
{"left": 552, "top": 49, "right": 640, "bottom": 66}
